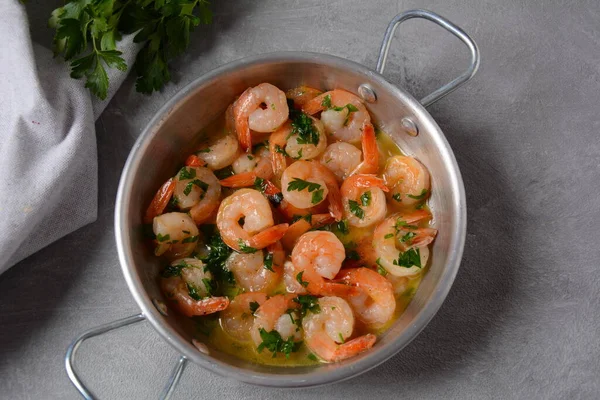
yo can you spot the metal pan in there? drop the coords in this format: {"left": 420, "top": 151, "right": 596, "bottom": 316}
{"left": 66, "top": 9, "right": 479, "bottom": 399}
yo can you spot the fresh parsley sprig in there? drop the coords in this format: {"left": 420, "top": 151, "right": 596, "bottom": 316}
{"left": 49, "top": 0, "right": 212, "bottom": 99}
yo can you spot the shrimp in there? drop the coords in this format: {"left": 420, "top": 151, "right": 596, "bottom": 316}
{"left": 234, "top": 83, "right": 289, "bottom": 151}
{"left": 286, "top": 86, "right": 322, "bottom": 107}
{"left": 320, "top": 142, "right": 362, "bottom": 182}
{"left": 336, "top": 268, "right": 396, "bottom": 328}
{"left": 302, "top": 296, "right": 376, "bottom": 362}
{"left": 216, "top": 188, "right": 289, "bottom": 252}
{"left": 225, "top": 242, "right": 284, "bottom": 292}
{"left": 172, "top": 166, "right": 221, "bottom": 225}
{"left": 160, "top": 259, "right": 229, "bottom": 317}
{"left": 281, "top": 160, "right": 343, "bottom": 220}
{"left": 152, "top": 212, "right": 199, "bottom": 258}
{"left": 195, "top": 134, "right": 241, "bottom": 171}
{"left": 291, "top": 231, "right": 350, "bottom": 296}
{"left": 221, "top": 292, "right": 268, "bottom": 341}
{"left": 251, "top": 294, "right": 302, "bottom": 352}
{"left": 285, "top": 116, "right": 327, "bottom": 160}
{"left": 372, "top": 211, "right": 437, "bottom": 277}
{"left": 144, "top": 178, "right": 176, "bottom": 224}
{"left": 281, "top": 213, "right": 334, "bottom": 251}
{"left": 383, "top": 155, "right": 430, "bottom": 207}
{"left": 349, "top": 122, "right": 379, "bottom": 176}
{"left": 302, "top": 89, "right": 371, "bottom": 144}
{"left": 269, "top": 122, "right": 291, "bottom": 179}
{"left": 341, "top": 174, "right": 388, "bottom": 228}
{"left": 219, "top": 147, "right": 274, "bottom": 188}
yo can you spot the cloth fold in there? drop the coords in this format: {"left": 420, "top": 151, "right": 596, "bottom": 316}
{"left": 0, "top": 1, "right": 139, "bottom": 274}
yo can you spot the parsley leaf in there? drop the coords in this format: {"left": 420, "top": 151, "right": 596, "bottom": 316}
{"left": 392, "top": 193, "right": 402, "bottom": 202}
{"left": 183, "top": 179, "right": 208, "bottom": 196}
{"left": 336, "top": 219, "right": 350, "bottom": 235}
{"left": 360, "top": 191, "right": 372, "bottom": 206}
{"left": 264, "top": 252, "right": 274, "bottom": 272}
{"left": 321, "top": 94, "right": 332, "bottom": 108}
{"left": 156, "top": 233, "right": 171, "bottom": 242}
{"left": 187, "top": 283, "right": 203, "bottom": 300}
{"left": 296, "top": 271, "right": 309, "bottom": 288}
{"left": 287, "top": 178, "right": 321, "bottom": 193}
{"left": 348, "top": 200, "right": 365, "bottom": 219}
{"left": 375, "top": 258, "right": 388, "bottom": 276}
{"left": 178, "top": 167, "right": 196, "bottom": 180}
{"left": 307, "top": 353, "right": 319, "bottom": 362}
{"left": 393, "top": 248, "right": 422, "bottom": 268}
{"left": 291, "top": 112, "right": 319, "bottom": 145}
{"left": 407, "top": 189, "right": 429, "bottom": 200}
{"left": 384, "top": 233, "right": 394, "bottom": 239}
{"left": 198, "top": 225, "right": 235, "bottom": 285}
{"left": 311, "top": 189, "right": 324, "bottom": 205}
{"left": 181, "top": 235, "right": 199, "bottom": 244}
{"left": 293, "top": 295, "right": 321, "bottom": 317}
{"left": 238, "top": 240, "right": 258, "bottom": 254}
{"left": 400, "top": 231, "right": 416, "bottom": 243}
{"left": 256, "top": 328, "right": 302, "bottom": 358}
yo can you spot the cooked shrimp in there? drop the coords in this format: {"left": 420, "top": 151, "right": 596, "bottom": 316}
{"left": 383, "top": 155, "right": 430, "bottom": 207}
{"left": 281, "top": 213, "right": 334, "bottom": 251}
{"left": 160, "top": 259, "right": 229, "bottom": 317}
{"left": 373, "top": 211, "right": 437, "bottom": 277}
{"left": 320, "top": 142, "right": 362, "bottom": 182}
{"left": 286, "top": 86, "right": 322, "bottom": 107}
{"left": 269, "top": 121, "right": 291, "bottom": 179}
{"left": 302, "top": 296, "right": 376, "bottom": 362}
{"left": 216, "top": 189, "right": 289, "bottom": 252}
{"left": 152, "top": 212, "right": 199, "bottom": 258}
{"left": 341, "top": 174, "right": 388, "bottom": 228}
{"left": 285, "top": 116, "right": 327, "bottom": 160}
{"left": 302, "top": 89, "right": 371, "bottom": 144}
{"left": 172, "top": 166, "right": 221, "bottom": 225}
{"left": 251, "top": 294, "right": 302, "bottom": 351}
{"left": 349, "top": 122, "right": 379, "bottom": 175}
{"left": 291, "top": 231, "right": 349, "bottom": 296}
{"left": 220, "top": 147, "right": 274, "bottom": 188}
{"left": 336, "top": 268, "right": 396, "bottom": 328}
{"left": 234, "top": 83, "right": 289, "bottom": 151}
{"left": 225, "top": 242, "right": 284, "bottom": 292}
{"left": 196, "top": 134, "right": 241, "bottom": 170}
{"left": 144, "top": 178, "right": 176, "bottom": 224}
{"left": 281, "top": 160, "right": 343, "bottom": 220}
{"left": 221, "top": 292, "right": 268, "bottom": 341}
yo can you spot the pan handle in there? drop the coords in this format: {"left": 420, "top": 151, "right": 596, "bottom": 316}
{"left": 376, "top": 9, "right": 480, "bottom": 107}
{"left": 65, "top": 314, "right": 188, "bottom": 400}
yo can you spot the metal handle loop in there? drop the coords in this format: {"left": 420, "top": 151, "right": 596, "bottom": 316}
{"left": 376, "top": 9, "right": 480, "bottom": 107}
{"left": 65, "top": 313, "right": 188, "bottom": 400}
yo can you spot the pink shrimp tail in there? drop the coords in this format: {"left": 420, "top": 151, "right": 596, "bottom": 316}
{"left": 233, "top": 88, "right": 255, "bottom": 152}
{"left": 351, "top": 122, "right": 379, "bottom": 175}
{"left": 247, "top": 223, "right": 290, "bottom": 249}
{"left": 331, "top": 334, "right": 376, "bottom": 362}
{"left": 144, "top": 178, "right": 175, "bottom": 224}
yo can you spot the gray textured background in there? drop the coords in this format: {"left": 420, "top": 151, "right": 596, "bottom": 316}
{"left": 1, "top": 0, "right": 599, "bottom": 399}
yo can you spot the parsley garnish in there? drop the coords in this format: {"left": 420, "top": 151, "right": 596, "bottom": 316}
{"left": 183, "top": 179, "right": 208, "bottom": 196}
{"left": 156, "top": 233, "right": 170, "bottom": 242}
{"left": 197, "top": 148, "right": 211, "bottom": 153}
{"left": 395, "top": 219, "right": 418, "bottom": 231}
{"left": 407, "top": 189, "right": 429, "bottom": 200}
{"left": 293, "top": 295, "right": 321, "bottom": 317}
{"left": 198, "top": 225, "right": 235, "bottom": 285}
{"left": 161, "top": 260, "right": 188, "bottom": 278}
{"left": 264, "top": 252, "right": 274, "bottom": 272}
{"left": 348, "top": 200, "right": 365, "bottom": 219}
{"left": 181, "top": 235, "right": 199, "bottom": 244}
{"left": 287, "top": 178, "right": 321, "bottom": 193}
{"left": 384, "top": 233, "right": 394, "bottom": 239}
{"left": 238, "top": 240, "right": 258, "bottom": 254}
{"left": 178, "top": 167, "right": 196, "bottom": 181}
{"left": 274, "top": 144, "right": 288, "bottom": 156}
{"left": 202, "top": 278, "right": 214, "bottom": 296}
{"left": 376, "top": 258, "right": 388, "bottom": 276}
{"left": 321, "top": 94, "right": 332, "bottom": 108}
{"left": 400, "top": 231, "right": 416, "bottom": 243}
{"left": 49, "top": 0, "right": 213, "bottom": 99}
{"left": 307, "top": 353, "right": 318, "bottom": 361}
{"left": 311, "top": 189, "right": 324, "bottom": 204}
{"left": 392, "top": 193, "right": 402, "bottom": 202}
{"left": 214, "top": 166, "right": 234, "bottom": 180}
{"left": 393, "top": 248, "right": 422, "bottom": 268}
{"left": 291, "top": 112, "right": 319, "bottom": 145}
{"left": 296, "top": 271, "right": 309, "bottom": 288}
{"left": 256, "top": 328, "right": 302, "bottom": 358}
{"left": 360, "top": 191, "right": 372, "bottom": 206}
{"left": 338, "top": 333, "right": 345, "bottom": 343}
{"left": 291, "top": 214, "right": 312, "bottom": 224}
{"left": 336, "top": 219, "right": 350, "bottom": 235}
{"left": 249, "top": 301, "right": 260, "bottom": 315}
{"left": 254, "top": 177, "right": 267, "bottom": 193}
{"left": 187, "top": 283, "right": 202, "bottom": 300}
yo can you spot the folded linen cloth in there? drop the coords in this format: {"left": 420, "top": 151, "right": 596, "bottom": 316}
{"left": 0, "top": 1, "right": 139, "bottom": 274}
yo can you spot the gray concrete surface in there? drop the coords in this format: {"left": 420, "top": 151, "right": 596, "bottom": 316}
{"left": 2, "top": 0, "right": 599, "bottom": 399}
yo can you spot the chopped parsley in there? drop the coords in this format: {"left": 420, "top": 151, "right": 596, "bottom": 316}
{"left": 338, "top": 333, "right": 345, "bottom": 343}
{"left": 407, "top": 189, "right": 428, "bottom": 200}
{"left": 384, "top": 233, "right": 394, "bottom": 239}
{"left": 181, "top": 235, "right": 199, "bottom": 244}
{"left": 178, "top": 167, "right": 196, "bottom": 180}
{"left": 393, "top": 248, "right": 422, "bottom": 268}
{"left": 186, "top": 283, "right": 203, "bottom": 301}
{"left": 375, "top": 258, "right": 388, "bottom": 276}
{"left": 296, "top": 271, "right": 309, "bottom": 288}
{"left": 183, "top": 179, "right": 209, "bottom": 196}
{"left": 274, "top": 144, "right": 288, "bottom": 156}
{"left": 256, "top": 328, "right": 302, "bottom": 358}
{"left": 213, "top": 166, "right": 234, "bottom": 180}
{"left": 360, "top": 191, "right": 372, "bottom": 206}
{"left": 161, "top": 260, "right": 188, "bottom": 278}
{"left": 348, "top": 200, "right": 365, "bottom": 219}
{"left": 287, "top": 178, "right": 321, "bottom": 193}
{"left": 291, "top": 214, "right": 312, "bottom": 224}
{"left": 264, "top": 252, "right": 274, "bottom": 272}
{"left": 336, "top": 219, "right": 350, "bottom": 235}
{"left": 293, "top": 295, "right": 321, "bottom": 317}
{"left": 156, "top": 233, "right": 170, "bottom": 242}
{"left": 394, "top": 219, "right": 418, "bottom": 231}
{"left": 238, "top": 240, "right": 258, "bottom": 254}
{"left": 201, "top": 278, "right": 214, "bottom": 296}
{"left": 198, "top": 225, "right": 235, "bottom": 285}
{"left": 400, "top": 231, "right": 417, "bottom": 243}
{"left": 249, "top": 301, "right": 260, "bottom": 315}
{"left": 197, "top": 148, "right": 211, "bottom": 153}
{"left": 321, "top": 94, "right": 332, "bottom": 108}
{"left": 254, "top": 176, "right": 267, "bottom": 192}
{"left": 311, "top": 189, "right": 325, "bottom": 204}
{"left": 291, "top": 112, "right": 319, "bottom": 145}
{"left": 307, "top": 353, "right": 319, "bottom": 362}
{"left": 392, "top": 193, "right": 402, "bottom": 202}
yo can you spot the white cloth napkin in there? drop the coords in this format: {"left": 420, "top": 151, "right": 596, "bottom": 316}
{"left": 0, "top": 1, "right": 139, "bottom": 274}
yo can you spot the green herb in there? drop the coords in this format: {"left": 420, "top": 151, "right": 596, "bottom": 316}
{"left": 251, "top": 141, "right": 269, "bottom": 153}
{"left": 201, "top": 278, "right": 213, "bottom": 296}
{"left": 187, "top": 283, "right": 202, "bottom": 300}
{"left": 238, "top": 240, "right": 258, "bottom": 254}
{"left": 167, "top": 195, "right": 178, "bottom": 210}
{"left": 392, "top": 193, "right": 402, "bottom": 202}
{"left": 360, "top": 191, "right": 372, "bottom": 206}
{"left": 271, "top": 103, "right": 276, "bottom": 110}
{"left": 249, "top": 301, "right": 260, "bottom": 315}
{"left": 393, "top": 248, "right": 422, "bottom": 268}
{"left": 178, "top": 167, "right": 196, "bottom": 181}
{"left": 375, "top": 258, "right": 388, "bottom": 276}
{"left": 254, "top": 176, "right": 266, "bottom": 192}
{"left": 274, "top": 144, "right": 288, "bottom": 156}
{"left": 181, "top": 235, "right": 199, "bottom": 244}
{"left": 407, "top": 189, "right": 428, "bottom": 200}
{"left": 394, "top": 219, "right": 418, "bottom": 231}
{"left": 198, "top": 225, "right": 234, "bottom": 284}
{"left": 214, "top": 166, "right": 234, "bottom": 180}
{"left": 161, "top": 260, "right": 188, "bottom": 278}
{"left": 256, "top": 328, "right": 302, "bottom": 358}
{"left": 286, "top": 309, "right": 296, "bottom": 325}
{"left": 264, "top": 252, "right": 274, "bottom": 272}
{"left": 415, "top": 202, "right": 426, "bottom": 210}
{"left": 346, "top": 250, "right": 360, "bottom": 261}
{"left": 291, "top": 112, "right": 319, "bottom": 145}
{"left": 287, "top": 178, "right": 321, "bottom": 193}
{"left": 292, "top": 148, "right": 303, "bottom": 160}
{"left": 49, "top": 0, "right": 213, "bottom": 99}
{"left": 156, "top": 233, "right": 170, "bottom": 242}
{"left": 182, "top": 230, "right": 190, "bottom": 234}
{"left": 197, "top": 148, "right": 211, "bottom": 153}
{"left": 384, "top": 233, "right": 394, "bottom": 239}
{"left": 400, "top": 231, "right": 416, "bottom": 243}
{"left": 291, "top": 214, "right": 312, "bottom": 224}
{"left": 183, "top": 179, "right": 208, "bottom": 196}
{"left": 311, "top": 189, "right": 324, "bottom": 204}
{"left": 321, "top": 94, "right": 332, "bottom": 108}
{"left": 307, "top": 353, "right": 318, "bottom": 361}
{"left": 296, "top": 271, "right": 309, "bottom": 288}
{"left": 336, "top": 219, "right": 350, "bottom": 235}
{"left": 338, "top": 333, "right": 345, "bottom": 343}
{"left": 348, "top": 200, "right": 365, "bottom": 219}
{"left": 293, "top": 295, "right": 321, "bottom": 317}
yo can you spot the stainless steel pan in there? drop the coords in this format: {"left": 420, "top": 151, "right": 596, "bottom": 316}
{"left": 65, "top": 9, "right": 479, "bottom": 399}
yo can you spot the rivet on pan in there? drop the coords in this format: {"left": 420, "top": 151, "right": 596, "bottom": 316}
{"left": 192, "top": 339, "right": 210, "bottom": 355}
{"left": 358, "top": 84, "right": 377, "bottom": 103}
{"left": 153, "top": 298, "right": 168, "bottom": 316}
{"left": 401, "top": 117, "right": 419, "bottom": 137}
